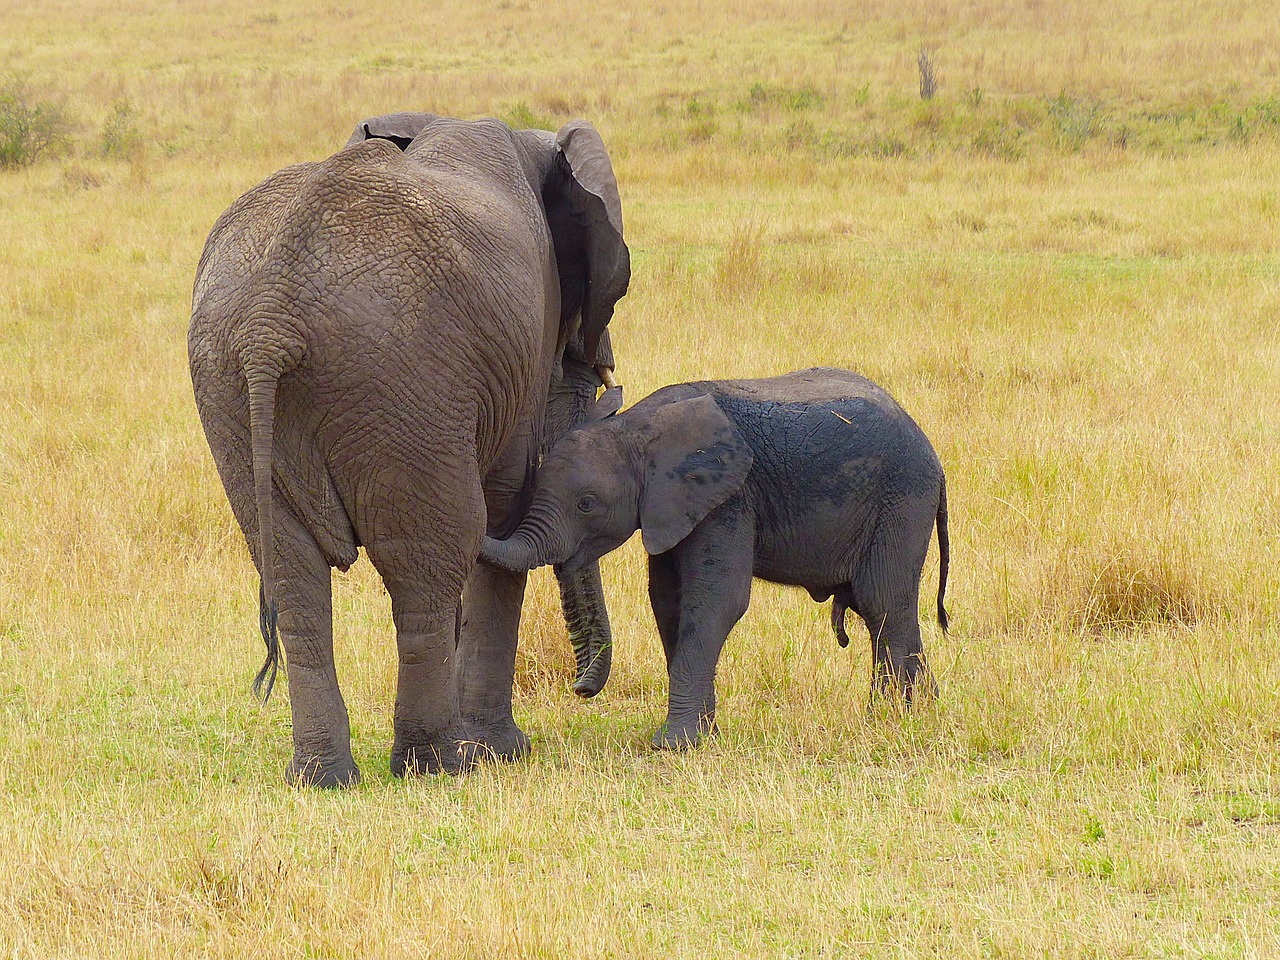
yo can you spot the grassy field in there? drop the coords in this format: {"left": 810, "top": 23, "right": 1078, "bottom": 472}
{"left": 2, "top": 1, "right": 1280, "bottom": 955}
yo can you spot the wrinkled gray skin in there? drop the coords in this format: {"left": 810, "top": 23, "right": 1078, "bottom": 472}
{"left": 482, "top": 368, "right": 950, "bottom": 749}
{"left": 189, "top": 112, "right": 630, "bottom": 786}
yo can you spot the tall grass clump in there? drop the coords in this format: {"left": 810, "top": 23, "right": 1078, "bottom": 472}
{"left": 1049, "top": 92, "right": 1104, "bottom": 151}
{"left": 917, "top": 46, "right": 938, "bottom": 100}
{"left": 712, "top": 218, "right": 768, "bottom": 299}
{"left": 744, "top": 82, "right": 824, "bottom": 112}
{"left": 1053, "top": 537, "right": 1222, "bottom": 633}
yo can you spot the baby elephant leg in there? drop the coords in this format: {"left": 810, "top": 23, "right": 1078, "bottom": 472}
{"left": 656, "top": 503, "right": 754, "bottom": 749}
{"left": 856, "top": 503, "right": 938, "bottom": 707}
{"left": 861, "top": 594, "right": 936, "bottom": 706}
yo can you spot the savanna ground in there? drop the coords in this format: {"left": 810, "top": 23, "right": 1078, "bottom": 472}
{"left": 2, "top": 1, "right": 1279, "bottom": 956}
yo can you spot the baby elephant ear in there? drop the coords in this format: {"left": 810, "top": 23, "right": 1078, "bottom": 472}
{"left": 639, "top": 396, "right": 754, "bottom": 556}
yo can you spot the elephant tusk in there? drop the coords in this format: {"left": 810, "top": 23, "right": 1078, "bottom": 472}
{"left": 597, "top": 366, "right": 619, "bottom": 389}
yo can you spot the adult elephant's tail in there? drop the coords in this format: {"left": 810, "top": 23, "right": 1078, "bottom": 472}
{"left": 246, "top": 361, "right": 282, "bottom": 703}
{"left": 936, "top": 474, "right": 950, "bottom": 634}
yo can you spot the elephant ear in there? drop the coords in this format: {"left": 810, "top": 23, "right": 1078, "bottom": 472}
{"left": 639, "top": 396, "right": 754, "bottom": 556}
{"left": 344, "top": 112, "right": 439, "bottom": 150}
{"left": 587, "top": 385, "right": 624, "bottom": 422}
{"left": 543, "top": 120, "right": 630, "bottom": 367}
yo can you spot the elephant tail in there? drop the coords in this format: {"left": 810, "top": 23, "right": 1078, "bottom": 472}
{"left": 936, "top": 474, "right": 950, "bottom": 634}
{"left": 246, "top": 362, "right": 282, "bottom": 703}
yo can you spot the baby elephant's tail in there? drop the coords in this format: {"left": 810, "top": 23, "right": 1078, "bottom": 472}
{"left": 936, "top": 475, "right": 950, "bottom": 633}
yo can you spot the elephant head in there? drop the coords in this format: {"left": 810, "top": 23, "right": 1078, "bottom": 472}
{"left": 481, "top": 394, "right": 754, "bottom": 693}
{"left": 347, "top": 112, "right": 628, "bottom": 370}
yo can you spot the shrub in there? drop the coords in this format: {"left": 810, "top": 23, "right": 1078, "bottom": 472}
{"left": 859, "top": 133, "right": 908, "bottom": 158}
{"left": 100, "top": 98, "right": 141, "bottom": 158}
{"left": 0, "top": 76, "right": 68, "bottom": 168}
{"left": 971, "top": 120, "right": 1025, "bottom": 160}
{"left": 502, "top": 100, "right": 553, "bottom": 131}
{"left": 1048, "top": 92, "right": 1102, "bottom": 150}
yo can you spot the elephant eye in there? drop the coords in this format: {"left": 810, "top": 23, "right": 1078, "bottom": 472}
{"left": 577, "top": 494, "right": 598, "bottom": 514}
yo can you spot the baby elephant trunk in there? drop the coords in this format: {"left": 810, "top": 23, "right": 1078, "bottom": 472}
{"left": 480, "top": 504, "right": 573, "bottom": 572}
{"left": 479, "top": 531, "right": 545, "bottom": 573}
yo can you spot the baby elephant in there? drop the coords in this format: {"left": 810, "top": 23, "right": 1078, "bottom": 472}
{"left": 481, "top": 367, "right": 950, "bottom": 749}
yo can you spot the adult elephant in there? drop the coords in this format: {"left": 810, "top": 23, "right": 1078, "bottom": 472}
{"left": 189, "top": 112, "right": 629, "bottom": 787}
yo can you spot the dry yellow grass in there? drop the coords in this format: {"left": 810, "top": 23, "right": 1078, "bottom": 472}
{"left": 2, "top": 1, "right": 1280, "bottom": 956}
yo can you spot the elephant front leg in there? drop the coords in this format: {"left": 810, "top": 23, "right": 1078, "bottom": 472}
{"left": 456, "top": 561, "right": 531, "bottom": 762}
{"left": 273, "top": 502, "right": 360, "bottom": 788}
{"left": 656, "top": 504, "right": 754, "bottom": 750}
{"left": 647, "top": 551, "right": 681, "bottom": 671}
{"left": 455, "top": 432, "right": 535, "bottom": 762}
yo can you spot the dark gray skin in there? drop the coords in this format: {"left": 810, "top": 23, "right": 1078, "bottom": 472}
{"left": 189, "top": 112, "right": 630, "bottom": 786}
{"left": 481, "top": 368, "right": 950, "bottom": 749}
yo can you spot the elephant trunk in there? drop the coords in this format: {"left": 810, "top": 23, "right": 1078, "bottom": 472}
{"left": 480, "top": 515, "right": 612, "bottom": 697}
{"left": 479, "top": 530, "right": 546, "bottom": 573}
{"left": 479, "top": 505, "right": 571, "bottom": 572}
{"left": 556, "top": 562, "right": 613, "bottom": 697}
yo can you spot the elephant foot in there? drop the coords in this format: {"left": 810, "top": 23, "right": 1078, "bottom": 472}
{"left": 652, "top": 715, "right": 717, "bottom": 751}
{"left": 460, "top": 716, "right": 531, "bottom": 764}
{"left": 286, "top": 754, "right": 361, "bottom": 789}
{"left": 391, "top": 737, "right": 468, "bottom": 777}
{"left": 870, "top": 659, "right": 938, "bottom": 709}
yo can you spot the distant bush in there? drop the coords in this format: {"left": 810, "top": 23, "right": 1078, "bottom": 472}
{"left": 1048, "top": 92, "right": 1102, "bottom": 150}
{"left": 783, "top": 119, "right": 816, "bottom": 150}
{"left": 781, "top": 121, "right": 907, "bottom": 160}
{"left": 971, "top": 119, "right": 1025, "bottom": 160}
{"left": 99, "top": 98, "right": 141, "bottom": 158}
{"left": 502, "top": 101, "right": 553, "bottom": 131}
{"left": 0, "top": 76, "right": 68, "bottom": 168}
{"left": 745, "top": 82, "right": 824, "bottom": 112}
{"left": 658, "top": 80, "right": 1280, "bottom": 162}
{"left": 855, "top": 133, "right": 908, "bottom": 159}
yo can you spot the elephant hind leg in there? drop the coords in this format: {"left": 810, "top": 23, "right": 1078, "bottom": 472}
{"left": 852, "top": 508, "right": 936, "bottom": 707}
{"left": 370, "top": 529, "right": 484, "bottom": 775}
{"left": 458, "top": 559, "right": 531, "bottom": 764}
{"left": 372, "top": 543, "right": 473, "bottom": 777}
{"left": 365, "top": 471, "right": 488, "bottom": 777}
{"left": 271, "top": 494, "right": 360, "bottom": 788}
{"left": 456, "top": 426, "right": 539, "bottom": 762}
{"left": 859, "top": 602, "right": 932, "bottom": 707}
